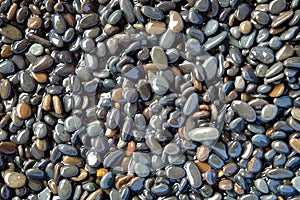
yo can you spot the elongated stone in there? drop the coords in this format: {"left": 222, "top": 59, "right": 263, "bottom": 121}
{"left": 150, "top": 46, "right": 168, "bottom": 70}
{"left": 189, "top": 127, "right": 220, "bottom": 142}
{"left": 203, "top": 31, "right": 228, "bottom": 51}
{"left": 231, "top": 100, "right": 256, "bottom": 122}
{"left": 184, "top": 161, "right": 202, "bottom": 188}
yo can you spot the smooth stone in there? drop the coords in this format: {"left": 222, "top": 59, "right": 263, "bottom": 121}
{"left": 184, "top": 161, "right": 202, "bottom": 188}
{"left": 120, "top": 0, "right": 135, "bottom": 23}
{"left": 49, "top": 32, "right": 64, "bottom": 47}
{"left": 159, "top": 28, "right": 176, "bottom": 49}
{"left": 16, "top": 102, "right": 31, "bottom": 119}
{"left": 145, "top": 21, "right": 166, "bottom": 35}
{"left": 292, "top": 108, "right": 300, "bottom": 121}
{"left": 229, "top": 47, "right": 243, "bottom": 65}
{"left": 272, "top": 11, "right": 294, "bottom": 28}
{"left": 166, "top": 167, "right": 186, "bottom": 179}
{"left": 266, "top": 168, "right": 294, "bottom": 179}
{"left": 250, "top": 46, "right": 274, "bottom": 64}
{"left": 257, "top": 28, "right": 269, "bottom": 43}
{"left": 57, "top": 144, "right": 78, "bottom": 156}
{"left": 251, "top": 10, "right": 270, "bottom": 25}
{"left": 151, "top": 76, "right": 169, "bottom": 95}
{"left": 240, "top": 194, "right": 259, "bottom": 200}
{"left": 280, "top": 26, "right": 299, "bottom": 41}
{"left": 32, "top": 55, "right": 54, "bottom": 72}
{"left": 80, "top": 38, "right": 95, "bottom": 53}
{"left": 261, "top": 104, "right": 278, "bottom": 121}
{"left": 64, "top": 115, "right": 82, "bottom": 132}
{"left": 239, "top": 20, "right": 252, "bottom": 35}
{"left": 235, "top": 3, "right": 251, "bottom": 21}
{"left": 80, "top": 13, "right": 99, "bottom": 29}
{"left": 58, "top": 179, "right": 72, "bottom": 200}
{"left": 108, "top": 10, "right": 124, "bottom": 25}
{"left": 254, "top": 178, "right": 269, "bottom": 193}
{"left": 150, "top": 46, "right": 168, "bottom": 70}
{"left": 25, "top": 169, "right": 46, "bottom": 180}
{"left": 29, "top": 43, "right": 44, "bottom": 56}
{"left": 134, "top": 163, "right": 150, "bottom": 178}
{"left": 203, "top": 31, "right": 227, "bottom": 51}
{"left": 277, "top": 184, "right": 297, "bottom": 196}
{"left": 19, "top": 71, "right": 36, "bottom": 92}
{"left": 169, "top": 11, "right": 183, "bottom": 32}
{"left": 269, "top": 0, "right": 286, "bottom": 14}
{"left": 103, "top": 150, "right": 125, "bottom": 168}
{"left": 265, "top": 62, "right": 283, "bottom": 78}
{"left": 269, "top": 36, "right": 283, "bottom": 50}
{"left": 0, "top": 24, "right": 22, "bottom": 40}
{"left": 276, "top": 45, "right": 294, "bottom": 61}
{"left": 38, "top": 188, "right": 51, "bottom": 200}
{"left": 4, "top": 172, "right": 26, "bottom": 188}
{"left": 186, "top": 38, "right": 202, "bottom": 56}
{"left": 252, "top": 134, "right": 270, "bottom": 148}
{"left": 208, "top": 154, "right": 224, "bottom": 169}
{"left": 60, "top": 165, "right": 79, "bottom": 178}
{"left": 271, "top": 141, "right": 290, "bottom": 154}
{"left": 194, "top": 0, "right": 210, "bottom": 12}
{"left": 100, "top": 172, "right": 114, "bottom": 190}
{"left": 52, "top": 14, "right": 67, "bottom": 34}
{"left": 128, "top": 177, "right": 144, "bottom": 193}
{"left": 189, "top": 127, "right": 220, "bottom": 142}
{"left": 183, "top": 93, "right": 199, "bottom": 115}
{"left": 292, "top": 176, "right": 300, "bottom": 192}
{"left": 188, "top": 7, "right": 203, "bottom": 24}
{"left": 151, "top": 183, "right": 170, "bottom": 196}
{"left": 231, "top": 100, "right": 256, "bottom": 122}
{"left": 0, "top": 60, "right": 15, "bottom": 74}
{"left": 203, "top": 19, "right": 219, "bottom": 36}
{"left": 284, "top": 57, "right": 300, "bottom": 68}
{"left": 141, "top": 6, "right": 163, "bottom": 20}
{"left": 274, "top": 96, "right": 292, "bottom": 107}
{"left": 202, "top": 56, "right": 218, "bottom": 80}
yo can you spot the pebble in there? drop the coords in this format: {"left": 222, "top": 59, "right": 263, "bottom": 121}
{"left": 32, "top": 55, "right": 54, "bottom": 72}
{"left": 58, "top": 179, "right": 72, "bottom": 200}
{"left": 203, "top": 19, "right": 219, "bottom": 36}
{"left": 261, "top": 104, "right": 278, "bottom": 121}
{"left": 236, "top": 3, "right": 251, "bottom": 21}
{"left": 239, "top": 21, "right": 252, "bottom": 35}
{"left": 269, "top": 0, "right": 286, "bottom": 14}
{"left": 292, "top": 177, "right": 300, "bottom": 192}
{"left": 0, "top": 60, "right": 15, "bottom": 74}
{"left": 27, "top": 16, "right": 42, "bottom": 29}
{"left": 0, "top": 24, "right": 22, "bottom": 40}
{"left": 29, "top": 43, "right": 44, "bottom": 56}
{"left": 266, "top": 168, "right": 294, "bottom": 179}
{"left": 184, "top": 161, "right": 202, "bottom": 188}
{"left": 169, "top": 11, "right": 183, "bottom": 32}
{"left": 4, "top": 172, "right": 26, "bottom": 188}
{"left": 166, "top": 167, "right": 186, "bottom": 179}
{"left": 254, "top": 178, "right": 269, "bottom": 193}
{"left": 231, "top": 100, "right": 256, "bottom": 122}
{"left": 203, "top": 31, "right": 228, "bottom": 51}
{"left": 276, "top": 45, "right": 294, "bottom": 61}
{"left": 250, "top": 46, "right": 275, "bottom": 64}
{"left": 64, "top": 115, "right": 82, "bottom": 132}
{"left": 189, "top": 127, "right": 220, "bottom": 142}
{"left": 150, "top": 46, "right": 168, "bottom": 70}
{"left": 145, "top": 21, "right": 166, "bottom": 35}
{"left": 290, "top": 138, "right": 300, "bottom": 154}
{"left": 16, "top": 102, "right": 31, "bottom": 119}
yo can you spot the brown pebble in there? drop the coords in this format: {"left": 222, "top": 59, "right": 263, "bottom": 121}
{"left": 269, "top": 26, "right": 286, "bottom": 35}
{"left": 7, "top": 3, "right": 18, "bottom": 20}
{"left": 52, "top": 96, "right": 63, "bottom": 115}
{"left": 96, "top": 168, "right": 108, "bottom": 178}
{"left": 48, "top": 179, "right": 58, "bottom": 195}
{"left": 54, "top": 2, "right": 64, "bottom": 13}
{"left": 290, "top": 138, "right": 300, "bottom": 154}
{"left": 234, "top": 183, "right": 244, "bottom": 195}
{"left": 111, "top": 88, "right": 124, "bottom": 103}
{"left": 63, "top": 13, "right": 75, "bottom": 27}
{"left": 70, "top": 169, "right": 88, "bottom": 182}
{"left": 0, "top": 79, "right": 11, "bottom": 100}
{"left": 169, "top": 11, "right": 183, "bottom": 32}
{"left": 29, "top": 4, "right": 41, "bottom": 15}
{"left": 63, "top": 156, "right": 84, "bottom": 167}
{"left": 269, "top": 83, "right": 285, "bottom": 97}
{"left": 1, "top": 45, "right": 12, "bottom": 58}
{"left": 196, "top": 145, "right": 210, "bottom": 161}
{"left": 223, "top": 162, "right": 238, "bottom": 176}
{"left": 239, "top": 20, "right": 252, "bottom": 34}
{"left": 104, "top": 24, "right": 120, "bottom": 36}
{"left": 36, "top": 139, "right": 48, "bottom": 151}
{"left": 292, "top": 108, "right": 300, "bottom": 121}
{"left": 16, "top": 102, "right": 31, "bottom": 119}
{"left": 4, "top": 172, "right": 26, "bottom": 188}
{"left": 115, "top": 175, "right": 134, "bottom": 190}
{"left": 86, "top": 189, "right": 103, "bottom": 200}
{"left": 105, "top": 128, "right": 118, "bottom": 138}
{"left": 218, "top": 179, "right": 233, "bottom": 190}
{"left": 0, "top": 24, "right": 22, "bottom": 40}
{"left": 125, "top": 141, "right": 136, "bottom": 156}
{"left": 0, "top": 142, "right": 18, "bottom": 154}
{"left": 30, "top": 71, "right": 48, "bottom": 83}
{"left": 145, "top": 21, "right": 166, "bottom": 35}
{"left": 42, "top": 94, "right": 52, "bottom": 111}
{"left": 271, "top": 11, "right": 294, "bottom": 28}
{"left": 195, "top": 161, "right": 211, "bottom": 173}
{"left": 0, "top": 114, "right": 11, "bottom": 128}
{"left": 27, "top": 16, "right": 43, "bottom": 29}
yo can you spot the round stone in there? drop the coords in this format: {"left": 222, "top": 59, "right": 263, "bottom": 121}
{"left": 261, "top": 104, "right": 278, "bottom": 121}
{"left": 64, "top": 115, "right": 82, "bottom": 132}
{"left": 4, "top": 172, "right": 26, "bottom": 189}
{"left": 29, "top": 43, "right": 44, "bottom": 56}
{"left": 16, "top": 102, "right": 32, "bottom": 119}
{"left": 239, "top": 20, "right": 252, "bottom": 35}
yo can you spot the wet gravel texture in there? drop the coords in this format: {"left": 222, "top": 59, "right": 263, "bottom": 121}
{"left": 0, "top": 0, "right": 300, "bottom": 200}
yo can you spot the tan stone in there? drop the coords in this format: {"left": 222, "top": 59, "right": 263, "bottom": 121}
{"left": 16, "top": 102, "right": 31, "bottom": 119}
{"left": 145, "top": 21, "right": 166, "bottom": 35}
{"left": 169, "top": 11, "right": 184, "bottom": 32}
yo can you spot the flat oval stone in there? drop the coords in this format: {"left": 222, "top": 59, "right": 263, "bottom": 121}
{"left": 166, "top": 167, "right": 186, "bottom": 179}
{"left": 108, "top": 10, "right": 124, "bottom": 25}
{"left": 100, "top": 172, "right": 114, "bottom": 190}
{"left": 0, "top": 142, "right": 17, "bottom": 154}
{"left": 203, "top": 31, "right": 228, "bottom": 51}
{"left": 0, "top": 24, "right": 22, "bottom": 40}
{"left": 16, "top": 102, "right": 31, "bottom": 119}
{"left": 52, "top": 14, "right": 67, "bottom": 34}
{"left": 58, "top": 179, "right": 72, "bottom": 200}
{"left": 271, "top": 11, "right": 294, "bottom": 28}
{"left": 183, "top": 93, "right": 199, "bottom": 115}
{"left": 25, "top": 169, "right": 46, "bottom": 180}
{"left": 189, "top": 127, "right": 220, "bottom": 142}
{"left": 141, "top": 6, "right": 163, "bottom": 21}
{"left": 290, "top": 138, "right": 300, "bottom": 154}
{"left": 4, "top": 172, "right": 26, "bottom": 188}
{"left": 0, "top": 60, "right": 15, "bottom": 74}
{"left": 261, "top": 104, "right": 278, "bottom": 121}
{"left": 202, "top": 56, "right": 218, "bottom": 80}
{"left": 269, "top": 0, "right": 286, "bottom": 14}
{"left": 120, "top": 0, "right": 135, "bottom": 23}
{"left": 169, "top": 11, "right": 183, "bottom": 32}
{"left": 266, "top": 168, "right": 294, "bottom": 179}
{"left": 231, "top": 100, "right": 256, "bottom": 122}
{"left": 32, "top": 55, "right": 54, "bottom": 72}
{"left": 203, "top": 19, "right": 219, "bottom": 36}
{"left": 145, "top": 21, "right": 166, "bottom": 35}
{"left": 29, "top": 43, "right": 44, "bottom": 56}
{"left": 284, "top": 57, "right": 300, "bottom": 68}
{"left": 134, "top": 162, "right": 150, "bottom": 178}
{"left": 60, "top": 165, "right": 79, "bottom": 178}
{"left": 150, "top": 46, "right": 168, "bottom": 70}
{"left": 235, "top": 3, "right": 251, "bottom": 21}
{"left": 64, "top": 115, "right": 82, "bottom": 132}
{"left": 184, "top": 161, "right": 202, "bottom": 188}
{"left": 271, "top": 140, "right": 290, "bottom": 154}
{"left": 276, "top": 45, "right": 294, "bottom": 61}
{"left": 80, "top": 13, "right": 99, "bottom": 29}
{"left": 19, "top": 71, "right": 36, "bottom": 93}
